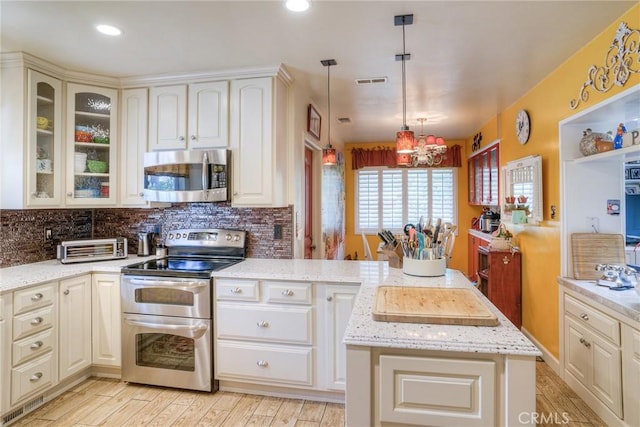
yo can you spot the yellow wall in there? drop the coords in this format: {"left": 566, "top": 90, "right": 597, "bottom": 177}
{"left": 343, "top": 3, "right": 639, "bottom": 360}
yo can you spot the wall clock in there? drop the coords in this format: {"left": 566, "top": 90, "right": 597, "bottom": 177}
{"left": 515, "top": 109, "right": 530, "bottom": 144}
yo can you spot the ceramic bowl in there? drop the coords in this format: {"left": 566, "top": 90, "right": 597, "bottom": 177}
{"left": 87, "top": 160, "right": 107, "bottom": 173}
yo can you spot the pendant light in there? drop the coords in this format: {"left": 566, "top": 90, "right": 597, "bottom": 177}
{"left": 395, "top": 14, "right": 414, "bottom": 156}
{"left": 321, "top": 59, "right": 337, "bottom": 166}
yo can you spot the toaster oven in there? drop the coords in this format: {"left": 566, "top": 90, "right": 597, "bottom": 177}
{"left": 57, "top": 237, "right": 128, "bottom": 264}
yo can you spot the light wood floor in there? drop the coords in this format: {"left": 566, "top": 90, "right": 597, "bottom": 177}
{"left": 12, "top": 360, "right": 605, "bottom": 426}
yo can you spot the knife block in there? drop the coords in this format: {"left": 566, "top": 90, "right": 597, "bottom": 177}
{"left": 378, "top": 243, "right": 403, "bottom": 268}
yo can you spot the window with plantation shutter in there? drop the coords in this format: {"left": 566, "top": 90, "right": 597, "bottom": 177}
{"left": 356, "top": 168, "right": 457, "bottom": 234}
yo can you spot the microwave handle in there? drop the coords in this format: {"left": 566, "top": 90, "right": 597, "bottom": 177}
{"left": 202, "top": 151, "right": 209, "bottom": 191}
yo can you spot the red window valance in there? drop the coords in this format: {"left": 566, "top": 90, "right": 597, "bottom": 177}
{"left": 351, "top": 144, "right": 462, "bottom": 170}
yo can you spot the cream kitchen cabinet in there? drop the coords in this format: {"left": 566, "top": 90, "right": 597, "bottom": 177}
{"left": 317, "top": 284, "right": 358, "bottom": 391}
{"left": 562, "top": 292, "right": 622, "bottom": 418}
{"left": 215, "top": 279, "right": 314, "bottom": 387}
{"left": 58, "top": 275, "right": 92, "bottom": 381}
{"left": 0, "top": 294, "right": 7, "bottom": 416}
{"left": 91, "top": 274, "right": 121, "bottom": 368}
{"left": 119, "top": 88, "right": 148, "bottom": 207}
{"left": 27, "top": 69, "right": 64, "bottom": 207}
{"left": 65, "top": 83, "right": 118, "bottom": 206}
{"left": 10, "top": 282, "right": 57, "bottom": 408}
{"left": 230, "top": 75, "right": 290, "bottom": 207}
{"left": 148, "top": 81, "right": 229, "bottom": 151}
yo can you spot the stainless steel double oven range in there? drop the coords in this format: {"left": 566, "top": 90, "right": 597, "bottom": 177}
{"left": 120, "top": 228, "right": 246, "bottom": 392}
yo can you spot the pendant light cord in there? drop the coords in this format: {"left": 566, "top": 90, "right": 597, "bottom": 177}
{"left": 402, "top": 19, "right": 407, "bottom": 129}
{"left": 327, "top": 63, "right": 331, "bottom": 148}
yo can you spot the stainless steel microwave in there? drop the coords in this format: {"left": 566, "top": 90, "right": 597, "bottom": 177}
{"left": 143, "top": 149, "right": 230, "bottom": 203}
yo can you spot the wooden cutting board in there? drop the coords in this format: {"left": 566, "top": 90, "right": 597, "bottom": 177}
{"left": 571, "top": 233, "right": 625, "bottom": 280}
{"left": 372, "top": 286, "right": 499, "bottom": 326}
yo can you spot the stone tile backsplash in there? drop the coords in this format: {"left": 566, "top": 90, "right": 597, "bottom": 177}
{"left": 1, "top": 203, "right": 293, "bottom": 268}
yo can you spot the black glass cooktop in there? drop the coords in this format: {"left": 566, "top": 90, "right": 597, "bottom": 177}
{"left": 121, "top": 257, "right": 243, "bottom": 278}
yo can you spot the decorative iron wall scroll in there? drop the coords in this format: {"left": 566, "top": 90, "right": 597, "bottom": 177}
{"left": 570, "top": 22, "right": 639, "bottom": 110}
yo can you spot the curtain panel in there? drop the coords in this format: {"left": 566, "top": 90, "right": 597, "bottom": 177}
{"left": 351, "top": 144, "right": 462, "bottom": 170}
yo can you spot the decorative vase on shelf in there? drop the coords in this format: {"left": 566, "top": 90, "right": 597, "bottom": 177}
{"left": 579, "top": 128, "right": 613, "bottom": 156}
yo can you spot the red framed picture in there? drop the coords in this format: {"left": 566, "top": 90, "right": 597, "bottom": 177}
{"left": 307, "top": 104, "right": 321, "bottom": 140}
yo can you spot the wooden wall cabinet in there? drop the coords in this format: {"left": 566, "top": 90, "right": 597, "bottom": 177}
{"left": 477, "top": 246, "right": 521, "bottom": 328}
{"left": 468, "top": 142, "right": 500, "bottom": 206}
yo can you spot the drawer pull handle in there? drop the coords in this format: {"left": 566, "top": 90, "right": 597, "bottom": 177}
{"left": 580, "top": 313, "right": 589, "bottom": 321}
{"left": 256, "top": 360, "right": 269, "bottom": 367}
{"left": 31, "top": 293, "right": 43, "bottom": 301}
{"left": 30, "top": 317, "right": 43, "bottom": 325}
{"left": 502, "top": 256, "right": 510, "bottom": 264}
{"left": 281, "top": 289, "right": 294, "bottom": 297}
{"left": 30, "top": 372, "right": 43, "bottom": 382}
{"left": 63, "top": 289, "right": 70, "bottom": 295}
{"left": 30, "top": 341, "right": 44, "bottom": 350}
{"left": 327, "top": 296, "right": 333, "bottom": 302}
{"left": 257, "top": 321, "right": 269, "bottom": 328}
{"left": 230, "top": 287, "right": 242, "bottom": 294}
{"left": 579, "top": 337, "right": 592, "bottom": 348}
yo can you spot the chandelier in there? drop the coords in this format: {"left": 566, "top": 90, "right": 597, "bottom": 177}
{"left": 411, "top": 117, "right": 447, "bottom": 166}
{"left": 394, "top": 14, "right": 415, "bottom": 155}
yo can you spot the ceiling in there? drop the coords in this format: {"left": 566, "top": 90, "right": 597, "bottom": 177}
{"left": 1, "top": 1, "right": 636, "bottom": 143}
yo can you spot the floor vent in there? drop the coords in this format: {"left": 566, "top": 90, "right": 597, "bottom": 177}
{"left": 337, "top": 117, "right": 352, "bottom": 124}
{"left": 2, "top": 395, "right": 44, "bottom": 426}
{"left": 355, "top": 77, "right": 387, "bottom": 85}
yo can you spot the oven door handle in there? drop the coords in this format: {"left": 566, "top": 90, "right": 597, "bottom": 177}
{"left": 124, "top": 318, "right": 208, "bottom": 339}
{"left": 127, "top": 278, "right": 209, "bottom": 290}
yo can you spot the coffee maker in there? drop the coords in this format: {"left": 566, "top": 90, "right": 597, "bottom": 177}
{"left": 479, "top": 209, "right": 500, "bottom": 233}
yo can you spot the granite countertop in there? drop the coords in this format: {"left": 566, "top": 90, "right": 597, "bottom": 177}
{"left": 558, "top": 276, "right": 640, "bottom": 323}
{"left": 217, "top": 258, "right": 541, "bottom": 357}
{"left": 0, "top": 256, "right": 155, "bottom": 293}
{"left": 1, "top": 257, "right": 540, "bottom": 357}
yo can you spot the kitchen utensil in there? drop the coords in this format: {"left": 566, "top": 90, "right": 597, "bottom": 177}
{"left": 137, "top": 232, "right": 156, "bottom": 256}
{"left": 372, "top": 286, "right": 498, "bottom": 326}
{"left": 571, "top": 233, "right": 625, "bottom": 279}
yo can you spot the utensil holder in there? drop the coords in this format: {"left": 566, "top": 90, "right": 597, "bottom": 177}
{"left": 402, "top": 257, "right": 446, "bottom": 277}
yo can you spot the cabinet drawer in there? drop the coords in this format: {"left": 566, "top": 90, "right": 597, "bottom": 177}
{"left": 216, "top": 279, "right": 259, "bottom": 301}
{"left": 13, "top": 282, "right": 55, "bottom": 315}
{"left": 13, "top": 306, "right": 54, "bottom": 341}
{"left": 264, "top": 281, "right": 312, "bottom": 305}
{"left": 379, "top": 355, "right": 496, "bottom": 426}
{"left": 216, "top": 340, "right": 312, "bottom": 386}
{"left": 12, "top": 329, "right": 54, "bottom": 367}
{"left": 217, "top": 303, "right": 312, "bottom": 344}
{"left": 565, "top": 294, "right": 620, "bottom": 345}
{"left": 11, "top": 352, "right": 55, "bottom": 406}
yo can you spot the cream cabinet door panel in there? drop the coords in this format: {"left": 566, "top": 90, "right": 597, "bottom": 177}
{"left": 149, "top": 85, "right": 187, "bottom": 150}
{"left": 92, "top": 274, "right": 121, "bottom": 367}
{"left": 322, "top": 284, "right": 357, "bottom": 391}
{"left": 379, "top": 355, "right": 496, "bottom": 426}
{"left": 120, "top": 88, "right": 148, "bottom": 206}
{"left": 188, "top": 81, "right": 229, "bottom": 148}
{"left": 59, "top": 275, "right": 92, "bottom": 380}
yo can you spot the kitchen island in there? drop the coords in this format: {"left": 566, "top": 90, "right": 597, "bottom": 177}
{"left": 214, "top": 259, "right": 540, "bottom": 426}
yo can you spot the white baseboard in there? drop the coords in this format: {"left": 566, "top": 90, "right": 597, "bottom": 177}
{"left": 520, "top": 326, "right": 561, "bottom": 376}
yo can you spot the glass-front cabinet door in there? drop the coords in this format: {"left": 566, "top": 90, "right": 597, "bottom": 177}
{"left": 65, "top": 83, "right": 118, "bottom": 205}
{"left": 27, "top": 70, "right": 63, "bottom": 206}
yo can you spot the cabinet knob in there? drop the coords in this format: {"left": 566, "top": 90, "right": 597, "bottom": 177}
{"left": 327, "top": 296, "right": 333, "bottom": 302}
{"left": 580, "top": 313, "right": 589, "bottom": 321}
{"left": 579, "top": 337, "right": 591, "bottom": 348}
{"left": 256, "top": 320, "right": 269, "bottom": 328}
{"left": 190, "top": 135, "right": 197, "bottom": 141}
{"left": 139, "top": 192, "right": 144, "bottom": 197}
{"left": 281, "top": 289, "right": 294, "bottom": 297}
{"left": 30, "top": 317, "right": 43, "bottom": 325}
{"left": 67, "top": 192, "right": 73, "bottom": 197}
{"left": 502, "top": 256, "right": 510, "bottom": 264}
{"left": 63, "top": 289, "right": 70, "bottom": 295}
{"left": 30, "top": 341, "right": 44, "bottom": 350}
{"left": 30, "top": 372, "right": 43, "bottom": 382}
{"left": 230, "top": 287, "right": 242, "bottom": 294}
{"left": 256, "top": 360, "right": 269, "bottom": 368}
{"left": 179, "top": 136, "right": 185, "bottom": 141}
{"left": 31, "top": 293, "right": 43, "bottom": 301}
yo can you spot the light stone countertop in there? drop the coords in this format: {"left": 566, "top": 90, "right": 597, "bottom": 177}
{"left": 216, "top": 258, "right": 541, "bottom": 357}
{"left": 1, "top": 257, "right": 540, "bottom": 357}
{"left": 558, "top": 276, "right": 640, "bottom": 323}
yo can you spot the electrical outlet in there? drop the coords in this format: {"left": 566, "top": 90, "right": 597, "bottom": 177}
{"left": 274, "top": 224, "right": 283, "bottom": 240}
{"left": 586, "top": 217, "right": 599, "bottom": 233}
{"left": 44, "top": 227, "right": 53, "bottom": 242}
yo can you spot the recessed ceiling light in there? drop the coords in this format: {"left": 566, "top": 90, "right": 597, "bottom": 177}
{"left": 96, "top": 24, "right": 122, "bottom": 36}
{"left": 285, "top": 0, "right": 310, "bottom": 12}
